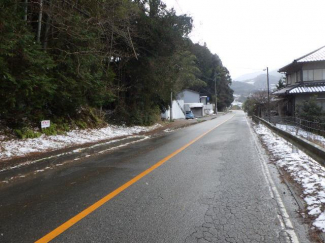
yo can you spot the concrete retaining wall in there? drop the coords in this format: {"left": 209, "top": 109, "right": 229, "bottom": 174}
{"left": 253, "top": 116, "right": 325, "bottom": 166}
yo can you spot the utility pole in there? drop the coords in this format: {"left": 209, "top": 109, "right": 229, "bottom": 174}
{"left": 170, "top": 91, "right": 173, "bottom": 122}
{"left": 214, "top": 70, "right": 218, "bottom": 114}
{"left": 266, "top": 67, "right": 270, "bottom": 122}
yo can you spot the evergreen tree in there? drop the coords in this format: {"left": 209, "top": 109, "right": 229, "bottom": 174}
{"left": 296, "top": 96, "right": 324, "bottom": 122}
{"left": 188, "top": 43, "right": 234, "bottom": 111}
{"left": 275, "top": 77, "right": 286, "bottom": 91}
{"left": 0, "top": 0, "right": 234, "bottom": 130}
{"left": 0, "top": 0, "right": 56, "bottom": 127}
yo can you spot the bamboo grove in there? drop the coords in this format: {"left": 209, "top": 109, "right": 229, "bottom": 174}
{"left": 0, "top": 0, "right": 234, "bottom": 129}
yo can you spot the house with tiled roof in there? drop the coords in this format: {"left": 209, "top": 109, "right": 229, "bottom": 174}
{"left": 274, "top": 46, "right": 325, "bottom": 116}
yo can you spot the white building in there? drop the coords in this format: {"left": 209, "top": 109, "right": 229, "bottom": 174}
{"left": 162, "top": 89, "right": 214, "bottom": 120}
{"left": 162, "top": 100, "right": 185, "bottom": 120}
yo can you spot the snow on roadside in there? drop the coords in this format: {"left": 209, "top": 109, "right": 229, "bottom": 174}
{"left": 254, "top": 123, "right": 325, "bottom": 232}
{"left": 275, "top": 124, "right": 325, "bottom": 148}
{"left": 0, "top": 124, "right": 161, "bottom": 161}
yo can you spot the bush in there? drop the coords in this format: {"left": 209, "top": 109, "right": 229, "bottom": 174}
{"left": 42, "top": 124, "right": 58, "bottom": 136}
{"left": 129, "top": 105, "right": 161, "bottom": 126}
{"left": 230, "top": 105, "right": 241, "bottom": 110}
{"left": 58, "top": 123, "right": 70, "bottom": 132}
{"left": 14, "top": 128, "right": 41, "bottom": 139}
{"left": 243, "top": 98, "right": 257, "bottom": 116}
{"left": 296, "top": 96, "right": 325, "bottom": 122}
{"left": 107, "top": 104, "right": 161, "bottom": 126}
{"left": 75, "top": 120, "right": 88, "bottom": 129}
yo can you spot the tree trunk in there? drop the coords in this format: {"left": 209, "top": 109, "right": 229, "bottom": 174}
{"left": 43, "top": 0, "right": 52, "bottom": 49}
{"left": 24, "top": 0, "right": 28, "bottom": 21}
{"left": 37, "top": 0, "right": 43, "bottom": 43}
{"left": 149, "top": 0, "right": 159, "bottom": 17}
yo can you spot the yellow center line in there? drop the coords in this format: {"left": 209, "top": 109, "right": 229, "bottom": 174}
{"left": 35, "top": 114, "right": 234, "bottom": 243}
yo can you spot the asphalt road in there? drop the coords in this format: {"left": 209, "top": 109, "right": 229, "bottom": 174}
{"left": 0, "top": 111, "right": 310, "bottom": 243}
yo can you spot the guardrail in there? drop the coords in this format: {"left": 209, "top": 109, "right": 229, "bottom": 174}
{"left": 253, "top": 116, "right": 325, "bottom": 166}
{"left": 269, "top": 116, "right": 325, "bottom": 137}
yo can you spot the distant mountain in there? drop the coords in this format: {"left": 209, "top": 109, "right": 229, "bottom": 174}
{"left": 231, "top": 70, "right": 284, "bottom": 102}
{"left": 234, "top": 71, "right": 264, "bottom": 82}
{"left": 234, "top": 69, "right": 283, "bottom": 83}
{"left": 252, "top": 74, "right": 281, "bottom": 90}
{"left": 231, "top": 81, "right": 256, "bottom": 97}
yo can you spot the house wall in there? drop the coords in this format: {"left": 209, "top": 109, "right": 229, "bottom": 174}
{"left": 184, "top": 104, "right": 191, "bottom": 112}
{"left": 161, "top": 100, "right": 185, "bottom": 120}
{"left": 200, "top": 97, "right": 208, "bottom": 105}
{"left": 177, "top": 90, "right": 200, "bottom": 103}
{"left": 172, "top": 100, "right": 185, "bottom": 119}
{"left": 302, "top": 62, "right": 325, "bottom": 70}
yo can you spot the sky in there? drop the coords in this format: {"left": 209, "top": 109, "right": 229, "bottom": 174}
{"left": 163, "top": 0, "right": 325, "bottom": 80}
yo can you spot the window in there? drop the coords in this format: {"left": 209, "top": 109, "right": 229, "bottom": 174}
{"left": 287, "top": 73, "right": 297, "bottom": 84}
{"left": 308, "top": 70, "right": 314, "bottom": 81}
{"left": 303, "top": 70, "right": 308, "bottom": 81}
{"left": 303, "top": 70, "right": 314, "bottom": 81}
{"left": 287, "top": 74, "right": 291, "bottom": 84}
{"left": 314, "top": 69, "right": 323, "bottom": 80}
{"left": 303, "top": 69, "right": 325, "bottom": 81}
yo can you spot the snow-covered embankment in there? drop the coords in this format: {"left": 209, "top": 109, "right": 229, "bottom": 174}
{"left": 0, "top": 124, "right": 161, "bottom": 161}
{"left": 254, "top": 123, "right": 325, "bottom": 232}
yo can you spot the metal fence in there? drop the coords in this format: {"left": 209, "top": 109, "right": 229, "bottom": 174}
{"left": 265, "top": 116, "right": 325, "bottom": 149}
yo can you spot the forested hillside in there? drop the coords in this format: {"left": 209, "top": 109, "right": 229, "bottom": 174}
{"left": 0, "top": 0, "right": 233, "bottom": 132}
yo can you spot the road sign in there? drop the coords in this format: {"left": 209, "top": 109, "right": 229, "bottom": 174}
{"left": 41, "top": 120, "right": 51, "bottom": 129}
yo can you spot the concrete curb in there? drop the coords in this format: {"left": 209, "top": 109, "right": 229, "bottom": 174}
{"left": 253, "top": 116, "right": 325, "bottom": 167}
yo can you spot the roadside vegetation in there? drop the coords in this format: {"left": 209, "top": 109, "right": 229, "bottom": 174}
{"left": 0, "top": 0, "right": 234, "bottom": 138}
{"left": 296, "top": 96, "right": 325, "bottom": 122}
{"left": 230, "top": 105, "right": 241, "bottom": 110}
{"left": 244, "top": 92, "right": 325, "bottom": 123}
{"left": 242, "top": 91, "right": 269, "bottom": 117}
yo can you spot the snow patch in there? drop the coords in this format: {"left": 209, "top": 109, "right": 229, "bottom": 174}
{"left": 254, "top": 123, "right": 325, "bottom": 232}
{"left": 0, "top": 124, "right": 161, "bottom": 161}
{"left": 163, "top": 129, "right": 173, "bottom": 133}
{"left": 276, "top": 124, "right": 325, "bottom": 148}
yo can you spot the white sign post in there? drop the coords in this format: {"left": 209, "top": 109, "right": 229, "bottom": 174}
{"left": 41, "top": 120, "right": 51, "bottom": 129}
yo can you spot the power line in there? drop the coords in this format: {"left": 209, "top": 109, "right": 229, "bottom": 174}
{"left": 174, "top": 0, "right": 184, "bottom": 14}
